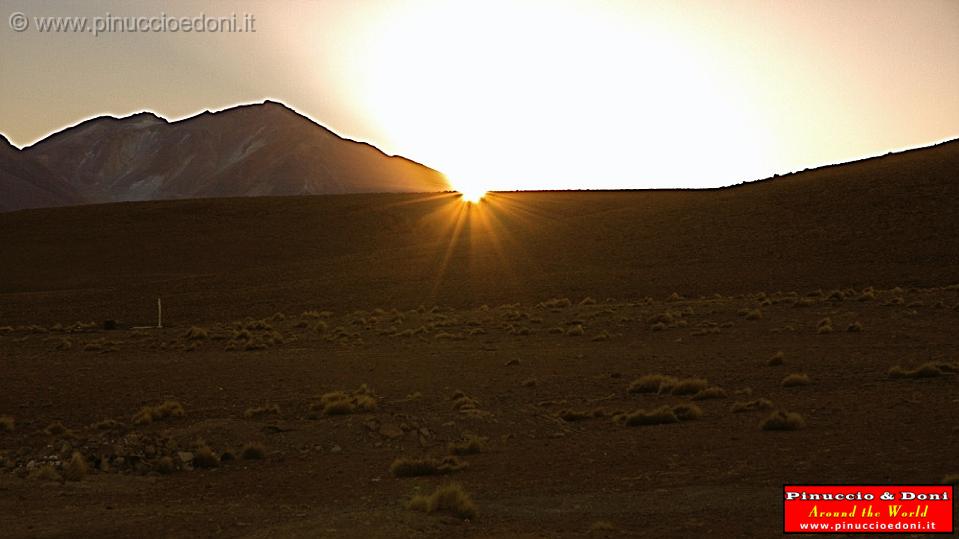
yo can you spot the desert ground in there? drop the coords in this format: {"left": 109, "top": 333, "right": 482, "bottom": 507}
{"left": 1, "top": 142, "right": 958, "bottom": 537}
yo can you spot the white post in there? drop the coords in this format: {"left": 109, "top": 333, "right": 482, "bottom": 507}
{"left": 157, "top": 298, "right": 163, "bottom": 328}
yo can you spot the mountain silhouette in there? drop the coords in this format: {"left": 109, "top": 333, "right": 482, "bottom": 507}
{"left": 1, "top": 101, "right": 448, "bottom": 211}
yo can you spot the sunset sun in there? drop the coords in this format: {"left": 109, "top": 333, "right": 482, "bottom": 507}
{"left": 457, "top": 184, "right": 487, "bottom": 204}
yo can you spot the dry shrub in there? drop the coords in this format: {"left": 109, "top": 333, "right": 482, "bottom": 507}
{"left": 621, "top": 405, "right": 679, "bottom": 426}
{"left": 184, "top": 326, "right": 208, "bottom": 340}
{"left": 816, "top": 318, "right": 834, "bottom": 334}
{"left": 521, "top": 378, "right": 537, "bottom": 388}
{"left": 858, "top": 288, "right": 876, "bottom": 301}
{"left": 888, "top": 362, "right": 948, "bottom": 379}
{"left": 847, "top": 321, "right": 863, "bottom": 332}
{"left": 761, "top": 410, "right": 806, "bottom": 431}
{"left": 744, "top": 308, "right": 763, "bottom": 320}
{"left": 448, "top": 434, "right": 486, "bottom": 456}
{"left": 316, "top": 385, "right": 378, "bottom": 416}
{"left": 451, "top": 392, "right": 480, "bottom": 412}
{"left": 589, "top": 520, "right": 618, "bottom": 533}
{"left": 194, "top": 444, "right": 220, "bottom": 468}
{"left": 0, "top": 416, "right": 14, "bottom": 432}
{"left": 407, "top": 483, "right": 478, "bottom": 520}
{"left": 44, "top": 421, "right": 69, "bottom": 436}
{"left": 390, "top": 456, "right": 467, "bottom": 477}
{"left": 30, "top": 464, "right": 62, "bottom": 482}
{"left": 244, "top": 404, "right": 280, "bottom": 419}
{"left": 781, "top": 373, "right": 811, "bottom": 387}
{"left": 93, "top": 419, "right": 123, "bottom": 431}
{"left": 539, "top": 298, "right": 572, "bottom": 309}
{"left": 941, "top": 474, "right": 959, "bottom": 486}
{"left": 691, "top": 387, "right": 727, "bottom": 400}
{"left": 627, "top": 374, "right": 677, "bottom": 394}
{"left": 672, "top": 403, "right": 703, "bottom": 420}
{"left": 566, "top": 324, "right": 585, "bottom": 336}
{"left": 63, "top": 452, "right": 87, "bottom": 481}
{"left": 768, "top": 351, "right": 785, "bottom": 366}
{"left": 670, "top": 378, "right": 709, "bottom": 395}
{"left": 591, "top": 330, "right": 610, "bottom": 342}
{"left": 241, "top": 442, "right": 266, "bottom": 460}
{"left": 133, "top": 401, "right": 185, "bottom": 425}
{"left": 731, "top": 399, "right": 774, "bottom": 413}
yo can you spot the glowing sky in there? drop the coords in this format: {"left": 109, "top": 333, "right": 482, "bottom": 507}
{"left": 1, "top": 0, "right": 957, "bottom": 191}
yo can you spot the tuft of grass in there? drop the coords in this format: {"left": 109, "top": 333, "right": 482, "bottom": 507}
{"left": 408, "top": 483, "right": 478, "bottom": 520}
{"left": 768, "top": 351, "right": 785, "bottom": 366}
{"left": 672, "top": 403, "right": 703, "bottom": 420}
{"left": 0, "top": 415, "right": 14, "bottom": 432}
{"left": 93, "top": 419, "right": 123, "bottom": 431}
{"left": 691, "top": 387, "right": 727, "bottom": 400}
{"left": 132, "top": 401, "right": 185, "bottom": 425}
{"left": 858, "top": 288, "right": 876, "bottom": 301}
{"left": 44, "top": 421, "right": 69, "bottom": 436}
{"left": 240, "top": 442, "right": 266, "bottom": 460}
{"left": 847, "top": 321, "right": 863, "bottom": 332}
{"left": 589, "top": 520, "right": 618, "bottom": 533}
{"left": 744, "top": 308, "right": 763, "bottom": 320}
{"left": 621, "top": 405, "right": 680, "bottom": 426}
{"left": 888, "top": 362, "right": 945, "bottom": 379}
{"left": 566, "top": 324, "right": 585, "bottom": 336}
{"left": 760, "top": 410, "right": 806, "bottom": 431}
{"left": 30, "top": 464, "right": 62, "bottom": 482}
{"left": 448, "top": 434, "right": 487, "bottom": 456}
{"left": 521, "top": 378, "right": 537, "bottom": 388}
{"left": 627, "top": 374, "right": 678, "bottom": 394}
{"left": 184, "top": 326, "right": 209, "bottom": 340}
{"left": 731, "top": 399, "right": 774, "bottom": 413}
{"left": 591, "top": 330, "right": 610, "bottom": 342}
{"left": 316, "top": 386, "right": 378, "bottom": 415}
{"left": 63, "top": 452, "right": 88, "bottom": 481}
{"left": 193, "top": 444, "right": 220, "bottom": 468}
{"left": 941, "top": 474, "right": 959, "bottom": 486}
{"left": 390, "top": 456, "right": 467, "bottom": 477}
{"left": 452, "top": 395, "right": 480, "bottom": 412}
{"left": 781, "top": 373, "right": 811, "bottom": 387}
{"left": 539, "top": 298, "right": 572, "bottom": 309}
{"left": 244, "top": 404, "right": 280, "bottom": 419}
{"left": 816, "top": 317, "right": 834, "bottom": 334}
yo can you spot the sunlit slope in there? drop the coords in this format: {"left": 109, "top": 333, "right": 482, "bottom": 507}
{"left": 0, "top": 140, "right": 956, "bottom": 325}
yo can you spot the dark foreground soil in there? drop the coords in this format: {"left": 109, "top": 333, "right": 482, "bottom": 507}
{"left": 1, "top": 286, "right": 957, "bottom": 537}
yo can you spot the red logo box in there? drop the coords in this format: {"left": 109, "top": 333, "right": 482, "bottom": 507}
{"left": 784, "top": 484, "right": 954, "bottom": 534}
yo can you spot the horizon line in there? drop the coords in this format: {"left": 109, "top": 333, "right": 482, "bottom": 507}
{"left": 2, "top": 98, "right": 957, "bottom": 190}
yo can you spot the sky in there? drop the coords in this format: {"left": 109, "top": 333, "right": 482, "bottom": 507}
{"left": 1, "top": 0, "right": 957, "bottom": 192}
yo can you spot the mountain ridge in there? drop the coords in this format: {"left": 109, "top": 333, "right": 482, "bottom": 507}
{"left": 0, "top": 100, "right": 449, "bottom": 211}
